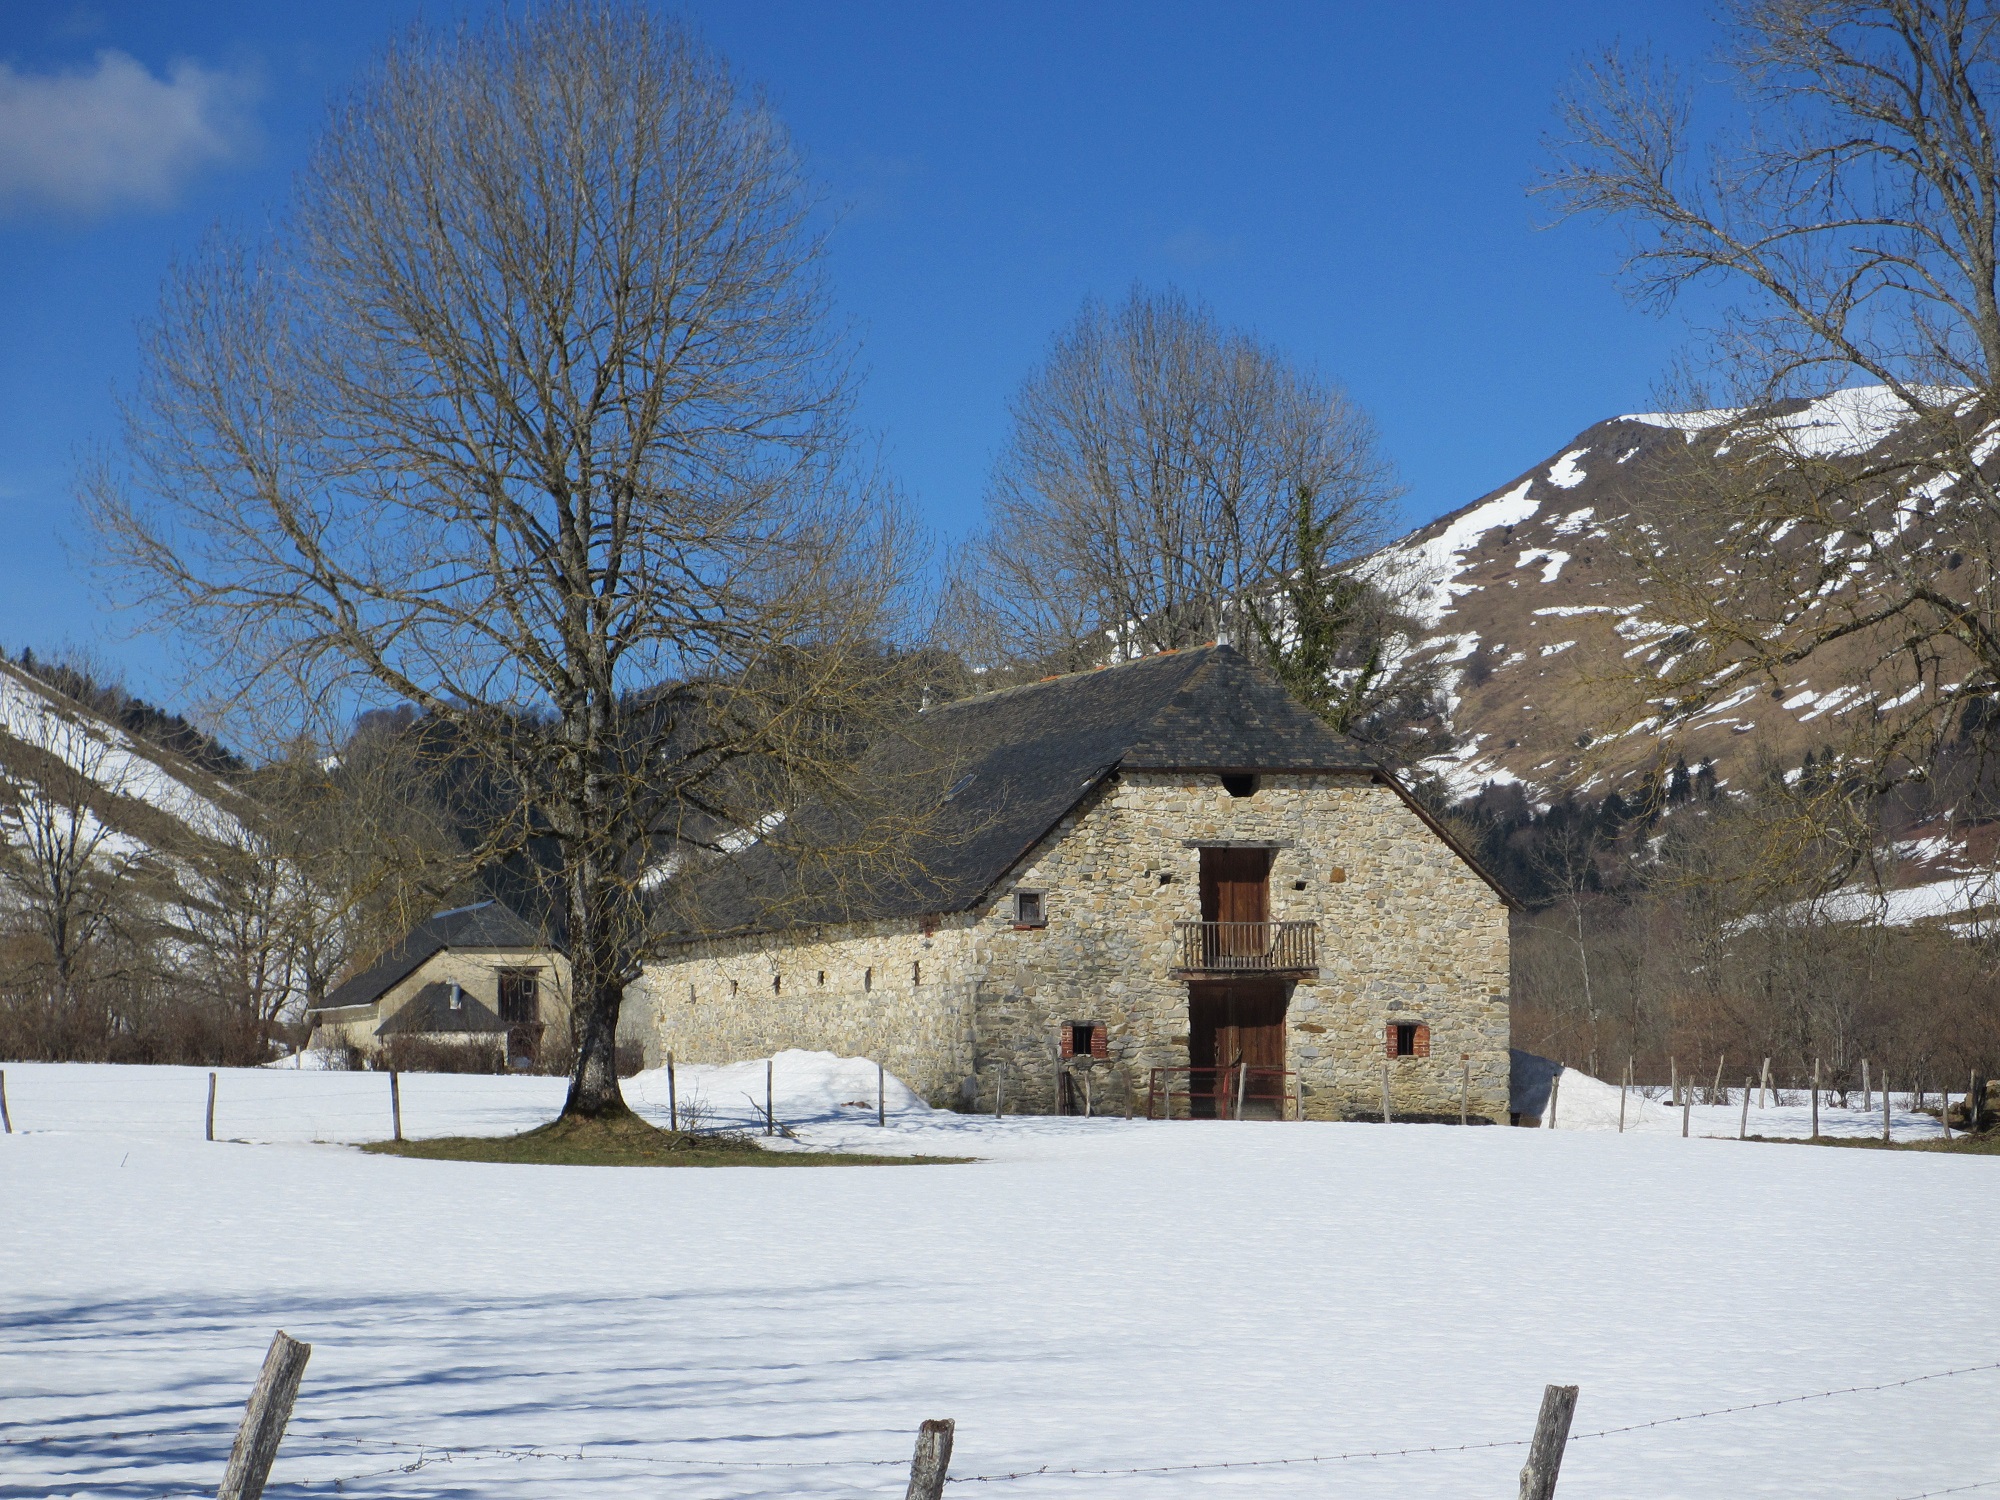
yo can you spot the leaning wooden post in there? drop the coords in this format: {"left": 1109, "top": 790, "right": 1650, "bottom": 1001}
{"left": 1811, "top": 1058, "right": 1820, "bottom": 1140}
{"left": 1862, "top": 1058, "right": 1871, "bottom": 1114}
{"left": 1942, "top": 1087, "right": 1953, "bottom": 1141}
{"left": 1681, "top": 1098, "right": 1690, "bottom": 1137}
{"left": 904, "top": 1418, "right": 955, "bottom": 1500}
{"left": 1233, "top": 1062, "right": 1247, "bottom": 1121}
{"left": 0, "top": 1068, "right": 10, "bottom": 1133}
{"left": 667, "top": 1051, "right": 677, "bottom": 1132}
{"left": 1618, "top": 1059, "right": 1628, "bottom": 1134}
{"left": 765, "top": 1058, "right": 774, "bottom": 1136}
{"left": 1381, "top": 1060, "right": 1392, "bottom": 1124}
{"left": 1739, "top": 1078, "right": 1751, "bottom": 1140}
{"left": 389, "top": 1070, "right": 402, "bottom": 1143}
{"left": 1546, "top": 1067, "right": 1562, "bottom": 1130}
{"left": 878, "top": 1060, "right": 886, "bottom": 1127}
{"left": 217, "top": 1330, "right": 312, "bottom": 1500}
{"left": 1517, "top": 1384, "right": 1579, "bottom": 1500}
{"left": 1460, "top": 1053, "right": 1470, "bottom": 1126}
{"left": 995, "top": 1065, "right": 1006, "bottom": 1120}
{"left": 1711, "top": 1054, "right": 1725, "bottom": 1106}
{"left": 1882, "top": 1073, "right": 1891, "bottom": 1142}
{"left": 1669, "top": 1056, "right": 1678, "bottom": 1108}
{"left": 206, "top": 1071, "right": 217, "bottom": 1142}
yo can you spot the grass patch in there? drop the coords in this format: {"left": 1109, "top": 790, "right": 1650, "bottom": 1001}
{"left": 1745, "top": 1131, "right": 2000, "bottom": 1156}
{"left": 358, "top": 1110, "right": 971, "bottom": 1167}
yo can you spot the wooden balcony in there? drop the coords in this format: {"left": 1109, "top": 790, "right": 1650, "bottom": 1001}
{"left": 1172, "top": 920, "right": 1318, "bottom": 977}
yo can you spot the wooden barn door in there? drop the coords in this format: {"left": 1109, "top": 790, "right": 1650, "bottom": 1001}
{"left": 1187, "top": 981, "right": 1287, "bottom": 1118}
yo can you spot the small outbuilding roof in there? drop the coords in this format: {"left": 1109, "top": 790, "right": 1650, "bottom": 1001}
{"left": 676, "top": 644, "right": 1509, "bottom": 938}
{"left": 374, "top": 981, "right": 509, "bottom": 1037}
{"left": 313, "top": 901, "right": 547, "bottom": 1015}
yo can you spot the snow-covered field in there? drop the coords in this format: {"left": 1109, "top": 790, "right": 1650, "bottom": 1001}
{"left": 4, "top": 1058, "right": 1995, "bottom": 1500}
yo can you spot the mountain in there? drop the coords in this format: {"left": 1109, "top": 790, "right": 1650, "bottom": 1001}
{"left": 1374, "top": 386, "right": 1949, "bottom": 807}
{"left": 0, "top": 655, "right": 254, "bottom": 885}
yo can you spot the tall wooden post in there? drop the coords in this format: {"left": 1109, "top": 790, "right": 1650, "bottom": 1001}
{"left": 878, "top": 1061, "right": 886, "bottom": 1127}
{"left": 667, "top": 1051, "right": 677, "bottom": 1132}
{"left": 1234, "top": 1062, "right": 1246, "bottom": 1121}
{"left": 1739, "top": 1078, "right": 1751, "bottom": 1140}
{"left": 1681, "top": 1099, "right": 1690, "bottom": 1137}
{"left": 765, "top": 1058, "right": 774, "bottom": 1136}
{"left": 1711, "top": 1054, "right": 1725, "bottom": 1105}
{"left": 1882, "top": 1074, "right": 1891, "bottom": 1142}
{"left": 1618, "top": 1058, "right": 1628, "bottom": 1134}
{"left": 1547, "top": 1068, "right": 1562, "bottom": 1129}
{"left": 217, "top": 1330, "right": 312, "bottom": 1500}
{"left": 206, "top": 1072, "right": 217, "bottom": 1142}
{"left": 1669, "top": 1056, "right": 1678, "bottom": 1108}
{"left": 389, "top": 1070, "right": 402, "bottom": 1143}
{"left": 1943, "top": 1087, "right": 1953, "bottom": 1140}
{"left": 1862, "top": 1058, "right": 1871, "bottom": 1113}
{"left": 0, "top": 1068, "right": 10, "bottom": 1134}
{"left": 1460, "top": 1053, "right": 1470, "bottom": 1126}
{"left": 1811, "top": 1058, "right": 1820, "bottom": 1140}
{"left": 1760, "top": 1056, "right": 1771, "bottom": 1109}
{"left": 904, "top": 1418, "right": 955, "bottom": 1500}
{"left": 995, "top": 1065, "right": 1005, "bottom": 1120}
{"left": 1381, "top": 1061, "right": 1392, "bottom": 1124}
{"left": 1518, "top": 1385, "right": 1579, "bottom": 1500}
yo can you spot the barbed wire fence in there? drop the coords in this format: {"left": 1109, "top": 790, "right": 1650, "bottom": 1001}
{"left": 186, "top": 1331, "right": 2000, "bottom": 1499}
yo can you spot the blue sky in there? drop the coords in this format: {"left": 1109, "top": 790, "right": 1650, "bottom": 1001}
{"left": 0, "top": 1, "right": 1718, "bottom": 704}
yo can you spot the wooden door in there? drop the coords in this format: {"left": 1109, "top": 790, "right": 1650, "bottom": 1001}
{"left": 1188, "top": 981, "right": 1287, "bottom": 1118}
{"left": 1200, "top": 847, "right": 1270, "bottom": 964}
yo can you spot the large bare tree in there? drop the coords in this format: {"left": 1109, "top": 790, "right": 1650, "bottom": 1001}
{"left": 959, "top": 287, "right": 1410, "bottom": 683}
{"left": 1541, "top": 0, "right": 2000, "bottom": 806}
{"left": 86, "top": 5, "right": 911, "bottom": 1117}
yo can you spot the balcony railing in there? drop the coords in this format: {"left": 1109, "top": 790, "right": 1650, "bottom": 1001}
{"left": 1173, "top": 920, "right": 1318, "bottom": 975}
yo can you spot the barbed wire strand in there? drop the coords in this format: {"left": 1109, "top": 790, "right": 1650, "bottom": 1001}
{"left": 1569, "top": 1360, "right": 2000, "bottom": 1442}
{"left": 1894, "top": 1480, "right": 2000, "bottom": 1500}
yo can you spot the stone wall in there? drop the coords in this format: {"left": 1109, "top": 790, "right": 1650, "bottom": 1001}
{"left": 631, "top": 919, "right": 981, "bottom": 1107}
{"left": 961, "top": 771, "right": 1511, "bottom": 1120}
{"left": 632, "top": 769, "right": 1511, "bottom": 1121}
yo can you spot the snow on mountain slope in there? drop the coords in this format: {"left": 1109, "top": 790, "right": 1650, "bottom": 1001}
{"left": 0, "top": 658, "right": 251, "bottom": 875}
{"left": 1373, "top": 386, "right": 1953, "bottom": 805}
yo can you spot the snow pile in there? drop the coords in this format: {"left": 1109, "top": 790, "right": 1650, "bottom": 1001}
{"left": 624, "top": 1049, "right": 932, "bottom": 1131}
{"left": 1539, "top": 1063, "right": 1947, "bottom": 1140}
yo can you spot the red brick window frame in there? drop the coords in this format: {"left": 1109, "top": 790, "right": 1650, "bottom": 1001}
{"left": 1061, "top": 1022, "right": 1107, "bottom": 1060}
{"left": 1388, "top": 1022, "right": 1430, "bottom": 1058}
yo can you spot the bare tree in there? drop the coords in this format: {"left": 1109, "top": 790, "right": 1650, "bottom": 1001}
{"left": 1540, "top": 1, "right": 2000, "bottom": 805}
{"left": 0, "top": 719, "right": 155, "bottom": 1051}
{"left": 85, "top": 5, "right": 913, "bottom": 1118}
{"left": 961, "top": 286, "right": 1409, "bottom": 676}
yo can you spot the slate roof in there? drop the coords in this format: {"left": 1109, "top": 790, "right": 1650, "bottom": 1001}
{"left": 313, "top": 901, "right": 547, "bottom": 1014}
{"left": 374, "top": 981, "right": 509, "bottom": 1037}
{"left": 676, "top": 644, "right": 1506, "bottom": 938}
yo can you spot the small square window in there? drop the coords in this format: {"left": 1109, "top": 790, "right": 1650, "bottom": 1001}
{"left": 1388, "top": 1022, "right": 1428, "bottom": 1058}
{"left": 1014, "top": 890, "right": 1046, "bottom": 927}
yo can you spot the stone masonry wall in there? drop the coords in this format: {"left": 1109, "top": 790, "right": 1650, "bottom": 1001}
{"left": 631, "top": 919, "right": 981, "bottom": 1107}
{"left": 963, "top": 771, "right": 1511, "bottom": 1121}
{"left": 629, "top": 769, "right": 1511, "bottom": 1121}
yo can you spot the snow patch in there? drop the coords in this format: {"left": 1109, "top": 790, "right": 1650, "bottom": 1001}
{"left": 1545, "top": 449, "right": 1589, "bottom": 489}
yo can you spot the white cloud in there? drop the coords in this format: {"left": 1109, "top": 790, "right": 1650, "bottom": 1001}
{"left": 0, "top": 50, "right": 255, "bottom": 216}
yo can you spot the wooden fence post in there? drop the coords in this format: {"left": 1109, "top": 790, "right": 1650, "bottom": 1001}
{"left": 1233, "top": 1062, "right": 1246, "bottom": 1121}
{"left": 1811, "top": 1059, "right": 1820, "bottom": 1140}
{"left": 667, "top": 1051, "right": 677, "bottom": 1132}
{"left": 1739, "top": 1078, "right": 1751, "bottom": 1140}
{"left": 217, "top": 1330, "right": 312, "bottom": 1500}
{"left": 207, "top": 1072, "right": 217, "bottom": 1142}
{"left": 1669, "top": 1056, "right": 1678, "bottom": 1108}
{"left": 389, "top": 1070, "right": 402, "bottom": 1143}
{"left": 1862, "top": 1058, "right": 1871, "bottom": 1113}
{"left": 1681, "top": 1098, "right": 1690, "bottom": 1137}
{"left": 1546, "top": 1068, "right": 1562, "bottom": 1130}
{"left": 1618, "top": 1058, "right": 1628, "bottom": 1134}
{"left": 1381, "top": 1061, "right": 1392, "bottom": 1124}
{"left": 1460, "top": 1053, "right": 1470, "bottom": 1126}
{"left": 0, "top": 1068, "right": 9, "bottom": 1134}
{"left": 1882, "top": 1074, "right": 1891, "bottom": 1142}
{"left": 995, "top": 1065, "right": 1006, "bottom": 1120}
{"left": 1517, "top": 1384, "right": 1579, "bottom": 1500}
{"left": 1711, "top": 1054, "right": 1725, "bottom": 1105}
{"left": 1942, "top": 1087, "right": 1953, "bottom": 1140}
{"left": 878, "top": 1061, "right": 886, "bottom": 1127}
{"left": 766, "top": 1059, "right": 774, "bottom": 1136}
{"left": 1760, "top": 1056, "right": 1771, "bottom": 1109}
{"left": 904, "top": 1418, "right": 955, "bottom": 1500}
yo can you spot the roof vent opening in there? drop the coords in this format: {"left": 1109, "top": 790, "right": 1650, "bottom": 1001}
{"left": 1220, "top": 773, "right": 1259, "bottom": 799}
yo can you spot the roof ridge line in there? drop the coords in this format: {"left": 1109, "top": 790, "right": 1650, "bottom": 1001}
{"left": 928, "top": 643, "right": 1222, "bottom": 714}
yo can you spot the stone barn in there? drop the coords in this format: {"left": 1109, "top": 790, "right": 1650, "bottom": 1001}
{"left": 631, "top": 644, "right": 1514, "bottom": 1120}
